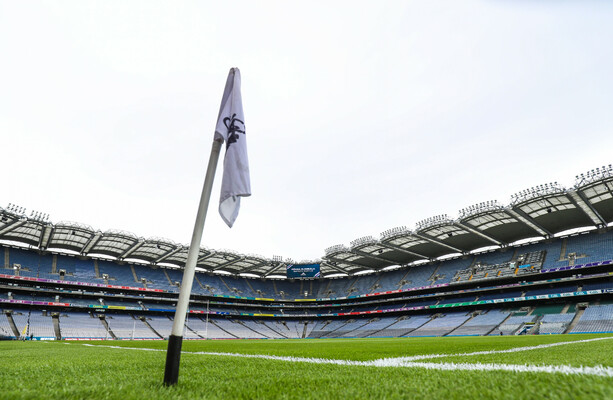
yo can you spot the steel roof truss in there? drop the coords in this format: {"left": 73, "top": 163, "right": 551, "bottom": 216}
{"left": 211, "top": 256, "right": 245, "bottom": 271}
{"left": 0, "top": 219, "right": 26, "bottom": 236}
{"left": 155, "top": 246, "right": 184, "bottom": 264}
{"left": 569, "top": 191, "right": 607, "bottom": 227}
{"left": 413, "top": 232, "right": 463, "bottom": 254}
{"left": 80, "top": 231, "right": 102, "bottom": 255}
{"left": 454, "top": 222, "right": 502, "bottom": 246}
{"left": 378, "top": 241, "right": 429, "bottom": 259}
{"left": 119, "top": 240, "right": 145, "bottom": 260}
{"left": 38, "top": 225, "right": 54, "bottom": 250}
{"left": 506, "top": 208, "right": 551, "bottom": 237}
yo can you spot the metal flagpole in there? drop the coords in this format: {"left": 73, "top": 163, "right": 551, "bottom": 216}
{"left": 164, "top": 139, "right": 223, "bottom": 386}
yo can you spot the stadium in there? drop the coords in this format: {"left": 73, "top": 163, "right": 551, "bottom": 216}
{"left": 3, "top": 2, "right": 613, "bottom": 400}
{"left": 1, "top": 165, "right": 613, "bottom": 398}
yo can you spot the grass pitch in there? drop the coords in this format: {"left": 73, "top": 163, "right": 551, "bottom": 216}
{"left": 1, "top": 334, "right": 612, "bottom": 400}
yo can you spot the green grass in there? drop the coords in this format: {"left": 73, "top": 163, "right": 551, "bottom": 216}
{"left": 1, "top": 334, "right": 612, "bottom": 400}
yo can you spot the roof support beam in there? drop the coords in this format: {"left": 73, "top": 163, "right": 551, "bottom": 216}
{"left": 240, "top": 260, "right": 270, "bottom": 275}
{"left": 349, "top": 249, "right": 397, "bottom": 265}
{"left": 0, "top": 220, "right": 26, "bottom": 237}
{"left": 38, "top": 225, "right": 54, "bottom": 250}
{"left": 262, "top": 262, "right": 285, "bottom": 277}
{"left": 413, "top": 232, "right": 464, "bottom": 254}
{"left": 454, "top": 222, "right": 503, "bottom": 246}
{"left": 568, "top": 191, "right": 607, "bottom": 227}
{"left": 320, "top": 260, "right": 349, "bottom": 275}
{"left": 506, "top": 208, "right": 552, "bottom": 237}
{"left": 119, "top": 240, "right": 144, "bottom": 260}
{"left": 155, "top": 246, "right": 184, "bottom": 264}
{"left": 212, "top": 256, "right": 245, "bottom": 271}
{"left": 197, "top": 251, "right": 216, "bottom": 263}
{"left": 378, "top": 241, "right": 429, "bottom": 259}
{"left": 80, "top": 231, "right": 102, "bottom": 255}
{"left": 322, "top": 255, "right": 369, "bottom": 272}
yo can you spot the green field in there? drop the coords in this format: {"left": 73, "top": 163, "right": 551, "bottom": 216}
{"left": 1, "top": 334, "right": 613, "bottom": 400}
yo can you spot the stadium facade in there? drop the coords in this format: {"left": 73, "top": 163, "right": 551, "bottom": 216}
{"left": 1, "top": 165, "right": 612, "bottom": 340}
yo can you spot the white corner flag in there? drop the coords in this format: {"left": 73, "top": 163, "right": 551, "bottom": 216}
{"left": 164, "top": 67, "right": 251, "bottom": 386}
{"left": 214, "top": 68, "right": 251, "bottom": 228}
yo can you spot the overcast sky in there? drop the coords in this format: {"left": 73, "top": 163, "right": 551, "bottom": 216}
{"left": 1, "top": 1, "right": 612, "bottom": 262}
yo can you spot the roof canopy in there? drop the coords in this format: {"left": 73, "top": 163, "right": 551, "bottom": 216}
{"left": 1, "top": 165, "right": 612, "bottom": 278}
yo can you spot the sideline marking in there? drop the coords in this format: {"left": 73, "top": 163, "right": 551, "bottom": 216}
{"left": 387, "top": 336, "right": 613, "bottom": 362}
{"left": 79, "top": 336, "right": 613, "bottom": 377}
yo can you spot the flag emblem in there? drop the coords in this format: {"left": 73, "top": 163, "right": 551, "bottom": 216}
{"left": 214, "top": 68, "right": 251, "bottom": 228}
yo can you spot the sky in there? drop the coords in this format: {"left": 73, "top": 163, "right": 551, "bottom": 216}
{"left": 1, "top": 1, "right": 612, "bottom": 262}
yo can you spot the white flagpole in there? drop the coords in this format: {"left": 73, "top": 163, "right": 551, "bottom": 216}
{"left": 205, "top": 300, "right": 209, "bottom": 339}
{"left": 164, "top": 138, "right": 223, "bottom": 385}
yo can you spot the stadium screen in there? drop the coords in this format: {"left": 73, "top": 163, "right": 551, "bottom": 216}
{"left": 286, "top": 263, "right": 320, "bottom": 279}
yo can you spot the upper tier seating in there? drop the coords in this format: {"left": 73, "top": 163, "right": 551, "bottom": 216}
{"left": 1, "top": 227, "right": 613, "bottom": 300}
{"left": 554, "top": 230, "right": 613, "bottom": 267}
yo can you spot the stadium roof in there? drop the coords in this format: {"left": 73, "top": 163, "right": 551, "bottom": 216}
{"left": 1, "top": 165, "right": 612, "bottom": 278}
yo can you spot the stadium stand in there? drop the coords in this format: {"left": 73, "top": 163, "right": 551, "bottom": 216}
{"left": 104, "top": 315, "right": 158, "bottom": 339}
{"left": 60, "top": 312, "right": 110, "bottom": 339}
{"left": 406, "top": 312, "right": 471, "bottom": 337}
{"left": 0, "top": 312, "right": 16, "bottom": 338}
{"left": 448, "top": 310, "right": 509, "bottom": 336}
{"left": 570, "top": 304, "right": 613, "bottom": 333}
{"left": 489, "top": 315, "right": 536, "bottom": 336}
{"left": 185, "top": 317, "right": 236, "bottom": 339}
{"left": 1, "top": 197, "right": 613, "bottom": 339}
{"left": 538, "top": 313, "right": 575, "bottom": 334}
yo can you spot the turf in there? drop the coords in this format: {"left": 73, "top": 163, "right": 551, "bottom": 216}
{"left": 1, "top": 334, "right": 612, "bottom": 400}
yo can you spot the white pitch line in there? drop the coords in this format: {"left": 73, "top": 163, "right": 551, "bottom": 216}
{"left": 383, "top": 336, "right": 613, "bottom": 362}
{"left": 79, "top": 337, "right": 613, "bottom": 377}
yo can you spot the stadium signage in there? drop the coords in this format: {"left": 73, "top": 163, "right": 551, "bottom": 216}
{"left": 286, "top": 263, "right": 321, "bottom": 279}
{"left": 0, "top": 273, "right": 165, "bottom": 293}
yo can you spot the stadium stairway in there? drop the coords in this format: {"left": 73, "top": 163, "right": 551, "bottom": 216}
{"left": 218, "top": 277, "right": 234, "bottom": 295}
{"left": 263, "top": 321, "right": 289, "bottom": 338}
{"left": 443, "top": 313, "right": 477, "bottom": 336}
{"left": 528, "top": 315, "right": 544, "bottom": 334}
{"left": 563, "top": 308, "right": 585, "bottom": 334}
{"left": 320, "top": 320, "right": 353, "bottom": 338}
{"left": 100, "top": 317, "right": 117, "bottom": 339}
{"left": 162, "top": 270, "right": 174, "bottom": 287}
{"left": 185, "top": 324, "right": 204, "bottom": 339}
{"left": 130, "top": 265, "right": 139, "bottom": 283}
{"left": 488, "top": 313, "right": 513, "bottom": 336}
{"left": 193, "top": 275, "right": 207, "bottom": 292}
{"left": 6, "top": 312, "right": 20, "bottom": 338}
{"left": 393, "top": 316, "right": 433, "bottom": 337}
{"left": 237, "top": 320, "right": 266, "bottom": 337}
{"left": 52, "top": 314, "right": 61, "bottom": 340}
{"left": 360, "top": 318, "right": 400, "bottom": 338}
{"left": 211, "top": 320, "right": 239, "bottom": 338}
{"left": 141, "top": 318, "right": 163, "bottom": 339}
{"left": 94, "top": 260, "right": 100, "bottom": 279}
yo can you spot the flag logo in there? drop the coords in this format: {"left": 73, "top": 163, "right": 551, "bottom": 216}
{"left": 214, "top": 68, "right": 251, "bottom": 228}
{"left": 223, "top": 113, "right": 245, "bottom": 150}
